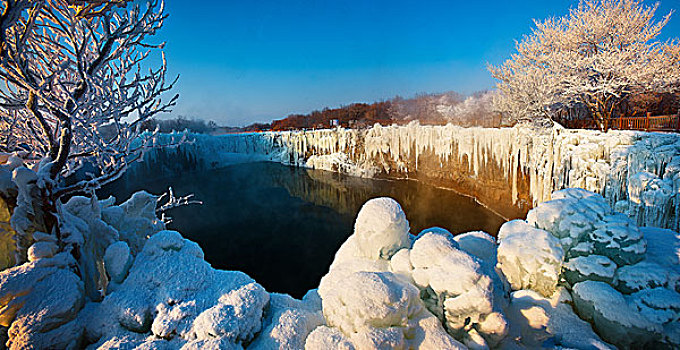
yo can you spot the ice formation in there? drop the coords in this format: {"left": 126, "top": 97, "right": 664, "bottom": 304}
{"left": 314, "top": 199, "right": 509, "bottom": 349}
{"left": 511, "top": 188, "right": 680, "bottom": 348}
{"left": 496, "top": 220, "right": 564, "bottom": 296}
{"left": 500, "top": 287, "right": 614, "bottom": 349}
{"left": 151, "top": 123, "right": 680, "bottom": 230}
{"left": 2, "top": 151, "right": 680, "bottom": 349}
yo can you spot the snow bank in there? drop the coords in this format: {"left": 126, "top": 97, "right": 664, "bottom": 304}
{"left": 86, "top": 230, "right": 272, "bottom": 348}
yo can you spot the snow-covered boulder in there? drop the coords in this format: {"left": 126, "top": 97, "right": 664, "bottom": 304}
{"left": 589, "top": 214, "right": 646, "bottom": 266}
{"left": 453, "top": 230, "right": 497, "bottom": 265}
{"left": 642, "top": 226, "right": 680, "bottom": 269}
{"left": 305, "top": 326, "right": 356, "bottom": 350}
{"left": 249, "top": 291, "right": 325, "bottom": 349}
{"left": 496, "top": 220, "right": 564, "bottom": 296}
{"left": 26, "top": 240, "right": 58, "bottom": 262}
{"left": 85, "top": 230, "right": 270, "bottom": 349}
{"left": 628, "top": 287, "right": 680, "bottom": 325}
{"left": 313, "top": 271, "right": 465, "bottom": 350}
{"left": 410, "top": 230, "right": 508, "bottom": 347}
{"left": 572, "top": 280, "right": 661, "bottom": 348}
{"left": 103, "top": 241, "right": 133, "bottom": 284}
{"left": 0, "top": 253, "right": 85, "bottom": 349}
{"left": 526, "top": 189, "right": 648, "bottom": 268}
{"left": 322, "top": 271, "right": 417, "bottom": 336}
{"left": 527, "top": 189, "right": 612, "bottom": 251}
{"left": 615, "top": 261, "right": 680, "bottom": 294}
{"left": 563, "top": 255, "right": 617, "bottom": 285}
{"left": 353, "top": 197, "right": 410, "bottom": 260}
{"left": 501, "top": 287, "right": 613, "bottom": 349}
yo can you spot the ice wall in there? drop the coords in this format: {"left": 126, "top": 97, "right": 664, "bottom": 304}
{"left": 147, "top": 124, "right": 680, "bottom": 230}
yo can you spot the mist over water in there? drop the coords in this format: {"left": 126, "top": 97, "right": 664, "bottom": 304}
{"left": 101, "top": 162, "right": 505, "bottom": 297}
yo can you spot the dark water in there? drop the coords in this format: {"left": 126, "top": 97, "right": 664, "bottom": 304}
{"left": 101, "top": 162, "right": 505, "bottom": 298}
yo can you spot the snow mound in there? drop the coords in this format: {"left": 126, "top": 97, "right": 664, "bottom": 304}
{"left": 501, "top": 287, "right": 613, "bottom": 349}
{"left": 642, "top": 226, "right": 680, "bottom": 269}
{"left": 453, "top": 230, "right": 497, "bottom": 264}
{"left": 86, "top": 230, "right": 270, "bottom": 349}
{"left": 0, "top": 253, "right": 85, "bottom": 349}
{"left": 321, "top": 271, "right": 417, "bottom": 334}
{"left": 496, "top": 220, "right": 564, "bottom": 296}
{"left": 563, "top": 255, "right": 617, "bottom": 285}
{"left": 315, "top": 271, "right": 464, "bottom": 350}
{"left": 103, "top": 241, "right": 132, "bottom": 284}
{"left": 615, "top": 261, "right": 680, "bottom": 294}
{"left": 249, "top": 291, "right": 324, "bottom": 350}
{"left": 411, "top": 231, "right": 508, "bottom": 347}
{"left": 589, "top": 214, "right": 646, "bottom": 266}
{"left": 353, "top": 197, "right": 411, "bottom": 260}
{"left": 572, "top": 280, "right": 661, "bottom": 348}
{"left": 628, "top": 287, "right": 680, "bottom": 325}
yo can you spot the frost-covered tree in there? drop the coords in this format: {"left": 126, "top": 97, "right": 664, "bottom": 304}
{"left": 0, "top": 0, "right": 180, "bottom": 268}
{"left": 0, "top": 0, "right": 177, "bottom": 192}
{"left": 490, "top": 0, "right": 680, "bottom": 130}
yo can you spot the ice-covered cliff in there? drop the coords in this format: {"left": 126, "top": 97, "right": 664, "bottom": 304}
{"left": 149, "top": 123, "right": 680, "bottom": 230}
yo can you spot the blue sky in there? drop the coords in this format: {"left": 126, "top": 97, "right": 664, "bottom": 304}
{"left": 157, "top": 0, "right": 680, "bottom": 126}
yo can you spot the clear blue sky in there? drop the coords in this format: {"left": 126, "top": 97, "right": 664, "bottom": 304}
{"left": 157, "top": 0, "right": 680, "bottom": 126}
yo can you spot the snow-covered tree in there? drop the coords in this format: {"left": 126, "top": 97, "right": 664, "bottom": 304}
{"left": 0, "top": 0, "right": 177, "bottom": 192}
{"left": 0, "top": 0, "right": 179, "bottom": 269}
{"left": 490, "top": 0, "right": 680, "bottom": 130}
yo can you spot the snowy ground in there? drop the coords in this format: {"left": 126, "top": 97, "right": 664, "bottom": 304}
{"left": 150, "top": 122, "right": 680, "bottom": 231}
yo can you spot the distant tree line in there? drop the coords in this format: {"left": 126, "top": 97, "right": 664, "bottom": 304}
{"left": 268, "top": 91, "right": 501, "bottom": 131}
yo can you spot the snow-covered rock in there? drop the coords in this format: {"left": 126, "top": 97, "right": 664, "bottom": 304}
{"left": 642, "top": 226, "right": 680, "bottom": 269}
{"left": 0, "top": 252, "right": 85, "bottom": 349}
{"left": 563, "top": 255, "right": 617, "bottom": 285}
{"left": 410, "top": 231, "right": 508, "bottom": 346}
{"left": 589, "top": 213, "right": 646, "bottom": 266}
{"left": 103, "top": 241, "right": 133, "bottom": 284}
{"left": 249, "top": 291, "right": 324, "bottom": 350}
{"left": 629, "top": 287, "right": 680, "bottom": 348}
{"left": 628, "top": 287, "right": 680, "bottom": 325}
{"left": 496, "top": 220, "right": 564, "bottom": 296}
{"left": 501, "top": 287, "right": 613, "bottom": 349}
{"left": 315, "top": 271, "right": 465, "bottom": 350}
{"left": 353, "top": 197, "right": 411, "bottom": 260}
{"left": 615, "top": 261, "right": 680, "bottom": 294}
{"left": 27, "top": 241, "right": 58, "bottom": 262}
{"left": 453, "top": 230, "right": 497, "bottom": 265}
{"left": 86, "top": 230, "right": 270, "bottom": 349}
{"left": 572, "top": 280, "right": 661, "bottom": 348}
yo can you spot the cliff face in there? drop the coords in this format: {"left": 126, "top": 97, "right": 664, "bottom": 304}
{"left": 148, "top": 123, "right": 680, "bottom": 230}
